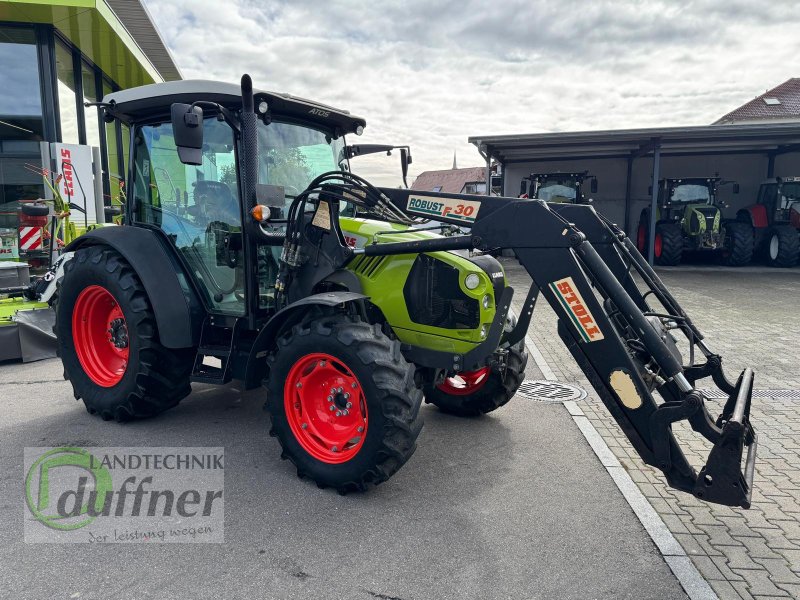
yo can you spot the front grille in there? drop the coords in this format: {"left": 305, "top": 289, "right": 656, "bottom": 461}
{"left": 403, "top": 255, "right": 479, "bottom": 329}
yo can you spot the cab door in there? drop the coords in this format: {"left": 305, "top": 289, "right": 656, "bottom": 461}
{"left": 131, "top": 117, "right": 246, "bottom": 316}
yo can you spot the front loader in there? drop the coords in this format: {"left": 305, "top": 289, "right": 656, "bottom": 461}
{"left": 51, "top": 75, "right": 757, "bottom": 507}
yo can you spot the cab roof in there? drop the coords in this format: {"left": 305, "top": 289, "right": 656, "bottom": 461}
{"left": 103, "top": 79, "right": 366, "bottom": 135}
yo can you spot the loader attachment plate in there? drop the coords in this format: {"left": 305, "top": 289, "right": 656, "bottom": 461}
{"left": 695, "top": 368, "right": 757, "bottom": 508}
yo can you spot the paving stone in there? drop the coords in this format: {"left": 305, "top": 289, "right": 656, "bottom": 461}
{"left": 708, "top": 579, "right": 746, "bottom": 600}
{"left": 675, "top": 532, "right": 711, "bottom": 556}
{"left": 738, "top": 535, "right": 787, "bottom": 561}
{"left": 730, "top": 581, "right": 757, "bottom": 600}
{"left": 753, "top": 528, "right": 799, "bottom": 551}
{"left": 733, "top": 568, "right": 790, "bottom": 597}
{"left": 751, "top": 558, "right": 800, "bottom": 585}
{"left": 717, "top": 516, "right": 762, "bottom": 538}
{"left": 695, "top": 524, "right": 747, "bottom": 547}
{"left": 774, "top": 583, "right": 800, "bottom": 598}
{"left": 712, "top": 555, "right": 746, "bottom": 581}
{"left": 720, "top": 546, "right": 760, "bottom": 571}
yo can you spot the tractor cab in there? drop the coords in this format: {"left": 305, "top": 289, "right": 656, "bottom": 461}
{"left": 104, "top": 80, "right": 364, "bottom": 317}
{"left": 519, "top": 171, "right": 597, "bottom": 203}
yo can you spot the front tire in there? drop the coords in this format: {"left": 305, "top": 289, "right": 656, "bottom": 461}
{"left": 766, "top": 225, "right": 799, "bottom": 267}
{"left": 55, "top": 246, "right": 194, "bottom": 421}
{"left": 424, "top": 341, "right": 528, "bottom": 417}
{"left": 266, "top": 315, "right": 423, "bottom": 493}
{"left": 722, "top": 221, "right": 754, "bottom": 266}
{"left": 654, "top": 223, "right": 683, "bottom": 266}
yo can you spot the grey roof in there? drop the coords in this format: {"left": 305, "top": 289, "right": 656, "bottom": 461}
{"left": 106, "top": 0, "right": 182, "bottom": 82}
{"left": 714, "top": 78, "right": 800, "bottom": 124}
{"left": 469, "top": 122, "right": 800, "bottom": 163}
{"left": 104, "top": 80, "right": 366, "bottom": 134}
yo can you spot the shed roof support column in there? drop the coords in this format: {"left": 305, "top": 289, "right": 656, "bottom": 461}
{"left": 767, "top": 152, "right": 775, "bottom": 178}
{"left": 648, "top": 142, "right": 662, "bottom": 266}
{"left": 485, "top": 151, "right": 492, "bottom": 196}
{"left": 624, "top": 155, "right": 634, "bottom": 236}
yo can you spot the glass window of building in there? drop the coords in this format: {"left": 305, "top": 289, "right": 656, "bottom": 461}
{"left": 81, "top": 61, "right": 100, "bottom": 148}
{"left": 0, "top": 26, "right": 44, "bottom": 143}
{"left": 55, "top": 39, "right": 79, "bottom": 145}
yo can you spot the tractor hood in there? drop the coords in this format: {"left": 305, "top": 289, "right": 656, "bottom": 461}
{"left": 103, "top": 80, "right": 366, "bottom": 135}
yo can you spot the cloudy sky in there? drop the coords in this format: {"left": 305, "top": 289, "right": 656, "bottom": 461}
{"left": 143, "top": 0, "right": 799, "bottom": 186}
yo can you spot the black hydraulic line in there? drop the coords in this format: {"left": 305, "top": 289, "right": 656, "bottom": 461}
{"left": 357, "top": 235, "right": 474, "bottom": 256}
{"left": 574, "top": 240, "right": 685, "bottom": 381}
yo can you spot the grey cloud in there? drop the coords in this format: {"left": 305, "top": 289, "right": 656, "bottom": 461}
{"left": 144, "top": 0, "right": 798, "bottom": 185}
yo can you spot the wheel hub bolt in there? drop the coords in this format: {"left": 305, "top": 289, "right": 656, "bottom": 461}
{"left": 301, "top": 423, "right": 308, "bottom": 429}
{"left": 342, "top": 409, "right": 349, "bottom": 416}
{"left": 327, "top": 395, "right": 333, "bottom": 402}
{"left": 329, "top": 405, "right": 335, "bottom": 411}
{"left": 335, "top": 410, "right": 342, "bottom": 417}
{"left": 351, "top": 382, "right": 357, "bottom": 389}
{"left": 345, "top": 402, "right": 352, "bottom": 409}
{"left": 357, "top": 426, "right": 364, "bottom": 433}
{"left": 344, "top": 392, "right": 350, "bottom": 400}
{"left": 331, "top": 446, "right": 338, "bottom": 452}
{"left": 296, "top": 382, "right": 302, "bottom": 388}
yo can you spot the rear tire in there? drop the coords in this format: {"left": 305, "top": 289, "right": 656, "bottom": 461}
{"left": 654, "top": 223, "right": 683, "bottom": 266}
{"left": 722, "top": 221, "right": 753, "bottom": 266}
{"left": 766, "top": 225, "right": 799, "bottom": 267}
{"left": 266, "top": 314, "right": 423, "bottom": 493}
{"left": 55, "top": 246, "right": 194, "bottom": 421}
{"left": 424, "top": 341, "right": 528, "bottom": 417}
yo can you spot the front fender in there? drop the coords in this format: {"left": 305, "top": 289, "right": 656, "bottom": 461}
{"left": 65, "top": 227, "right": 200, "bottom": 348}
{"left": 244, "top": 291, "right": 367, "bottom": 389}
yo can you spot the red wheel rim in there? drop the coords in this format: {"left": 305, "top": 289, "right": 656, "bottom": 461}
{"left": 637, "top": 224, "right": 646, "bottom": 252}
{"left": 72, "top": 285, "right": 129, "bottom": 387}
{"left": 436, "top": 367, "right": 491, "bottom": 396}
{"left": 284, "top": 353, "right": 368, "bottom": 464}
{"left": 654, "top": 233, "right": 663, "bottom": 258}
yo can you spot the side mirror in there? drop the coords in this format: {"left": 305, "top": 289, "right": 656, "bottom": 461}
{"left": 733, "top": 183, "right": 740, "bottom": 194}
{"left": 171, "top": 103, "right": 204, "bottom": 165}
{"left": 400, "top": 148, "right": 411, "bottom": 188}
{"left": 590, "top": 178, "right": 598, "bottom": 194}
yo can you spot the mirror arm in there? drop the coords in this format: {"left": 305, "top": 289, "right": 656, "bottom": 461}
{"left": 191, "top": 101, "right": 241, "bottom": 132}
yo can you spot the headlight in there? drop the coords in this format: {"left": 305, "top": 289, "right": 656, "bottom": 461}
{"left": 464, "top": 273, "right": 481, "bottom": 290}
{"left": 482, "top": 294, "right": 491, "bottom": 309}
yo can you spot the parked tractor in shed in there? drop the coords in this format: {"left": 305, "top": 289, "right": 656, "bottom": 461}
{"left": 519, "top": 171, "right": 597, "bottom": 204}
{"left": 49, "top": 76, "right": 757, "bottom": 508}
{"left": 636, "top": 177, "right": 752, "bottom": 266}
{"left": 737, "top": 177, "right": 800, "bottom": 267}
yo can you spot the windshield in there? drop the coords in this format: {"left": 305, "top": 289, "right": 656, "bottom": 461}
{"left": 669, "top": 184, "right": 710, "bottom": 203}
{"left": 256, "top": 120, "right": 346, "bottom": 213}
{"left": 537, "top": 181, "right": 577, "bottom": 201}
{"left": 779, "top": 182, "right": 800, "bottom": 210}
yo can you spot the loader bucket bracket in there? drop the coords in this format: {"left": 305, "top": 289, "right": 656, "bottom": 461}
{"left": 693, "top": 368, "right": 757, "bottom": 509}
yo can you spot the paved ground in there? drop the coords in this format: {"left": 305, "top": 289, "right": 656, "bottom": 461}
{"left": 503, "top": 260, "right": 800, "bottom": 600}
{"left": 1, "top": 347, "right": 684, "bottom": 597}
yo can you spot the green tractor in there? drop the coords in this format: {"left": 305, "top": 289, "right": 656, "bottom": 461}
{"left": 49, "top": 77, "right": 759, "bottom": 508}
{"left": 519, "top": 171, "right": 597, "bottom": 203}
{"left": 636, "top": 177, "right": 752, "bottom": 266}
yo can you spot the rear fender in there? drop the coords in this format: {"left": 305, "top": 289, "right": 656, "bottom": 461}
{"left": 740, "top": 204, "right": 768, "bottom": 229}
{"left": 244, "top": 291, "right": 367, "bottom": 389}
{"left": 64, "top": 227, "right": 201, "bottom": 348}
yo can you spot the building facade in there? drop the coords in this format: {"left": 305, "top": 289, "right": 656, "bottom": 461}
{"left": 0, "top": 0, "right": 180, "bottom": 228}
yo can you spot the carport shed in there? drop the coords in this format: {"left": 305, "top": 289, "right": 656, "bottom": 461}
{"left": 469, "top": 123, "right": 800, "bottom": 261}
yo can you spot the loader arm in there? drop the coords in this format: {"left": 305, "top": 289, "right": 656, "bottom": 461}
{"left": 351, "top": 188, "right": 757, "bottom": 508}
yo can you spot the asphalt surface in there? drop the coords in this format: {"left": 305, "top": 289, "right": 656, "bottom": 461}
{"left": 1, "top": 343, "right": 685, "bottom": 599}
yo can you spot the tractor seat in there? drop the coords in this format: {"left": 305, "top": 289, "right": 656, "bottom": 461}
{"left": 193, "top": 180, "right": 239, "bottom": 223}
